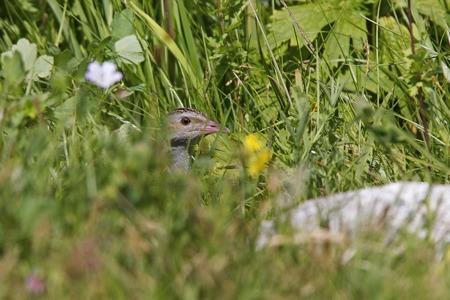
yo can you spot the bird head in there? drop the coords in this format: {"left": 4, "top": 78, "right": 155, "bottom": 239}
{"left": 167, "top": 108, "right": 230, "bottom": 147}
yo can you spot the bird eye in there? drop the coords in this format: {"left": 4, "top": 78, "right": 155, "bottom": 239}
{"left": 180, "top": 117, "right": 191, "bottom": 125}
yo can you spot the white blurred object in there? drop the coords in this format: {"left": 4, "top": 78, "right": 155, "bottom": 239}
{"left": 258, "top": 182, "right": 450, "bottom": 253}
{"left": 85, "top": 61, "right": 123, "bottom": 89}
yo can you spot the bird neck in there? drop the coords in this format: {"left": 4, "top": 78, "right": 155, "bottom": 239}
{"left": 169, "top": 143, "right": 193, "bottom": 173}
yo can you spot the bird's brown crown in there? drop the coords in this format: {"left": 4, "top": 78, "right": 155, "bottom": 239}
{"left": 169, "top": 107, "right": 207, "bottom": 118}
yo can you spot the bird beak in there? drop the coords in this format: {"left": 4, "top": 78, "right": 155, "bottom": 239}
{"left": 202, "top": 119, "right": 230, "bottom": 135}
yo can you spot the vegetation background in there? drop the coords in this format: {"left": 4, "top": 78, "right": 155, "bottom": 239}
{"left": 1, "top": 0, "right": 450, "bottom": 298}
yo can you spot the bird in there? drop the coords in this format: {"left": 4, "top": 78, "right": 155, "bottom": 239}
{"left": 167, "top": 108, "right": 230, "bottom": 172}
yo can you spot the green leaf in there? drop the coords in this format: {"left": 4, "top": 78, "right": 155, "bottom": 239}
{"left": 46, "top": 43, "right": 61, "bottom": 56}
{"left": 88, "top": 36, "right": 112, "bottom": 54}
{"left": 270, "top": 3, "right": 334, "bottom": 48}
{"left": 54, "top": 49, "right": 79, "bottom": 74}
{"left": 269, "top": 0, "right": 367, "bottom": 61}
{"left": 441, "top": 61, "right": 450, "bottom": 83}
{"left": 11, "top": 38, "right": 37, "bottom": 71}
{"left": 114, "top": 34, "right": 144, "bottom": 64}
{"left": 54, "top": 95, "right": 78, "bottom": 121}
{"left": 326, "top": 12, "right": 367, "bottom": 60}
{"left": 34, "top": 55, "right": 54, "bottom": 79}
{"left": 414, "top": 0, "right": 448, "bottom": 30}
{"left": 2, "top": 38, "right": 54, "bottom": 83}
{"left": 112, "top": 9, "right": 135, "bottom": 40}
{"left": 1, "top": 51, "right": 25, "bottom": 87}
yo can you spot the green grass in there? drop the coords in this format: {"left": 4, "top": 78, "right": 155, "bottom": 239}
{"left": 1, "top": 0, "right": 450, "bottom": 298}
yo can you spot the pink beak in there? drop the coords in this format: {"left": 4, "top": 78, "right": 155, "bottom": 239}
{"left": 202, "top": 119, "right": 231, "bottom": 135}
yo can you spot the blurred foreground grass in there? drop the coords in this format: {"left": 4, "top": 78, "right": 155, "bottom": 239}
{"left": 2, "top": 123, "right": 450, "bottom": 299}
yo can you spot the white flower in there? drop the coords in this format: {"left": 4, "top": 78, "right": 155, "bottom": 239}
{"left": 85, "top": 61, "right": 123, "bottom": 89}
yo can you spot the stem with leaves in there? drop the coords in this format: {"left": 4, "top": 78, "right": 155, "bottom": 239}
{"left": 407, "top": 0, "right": 430, "bottom": 162}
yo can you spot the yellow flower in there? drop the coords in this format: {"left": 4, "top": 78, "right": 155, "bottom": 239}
{"left": 243, "top": 134, "right": 263, "bottom": 152}
{"left": 243, "top": 134, "right": 272, "bottom": 177}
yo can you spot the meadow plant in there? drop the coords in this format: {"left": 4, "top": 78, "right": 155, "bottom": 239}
{"left": 1, "top": 0, "right": 450, "bottom": 299}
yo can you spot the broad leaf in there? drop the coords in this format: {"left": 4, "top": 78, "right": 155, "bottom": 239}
{"left": 11, "top": 38, "right": 37, "bottom": 71}
{"left": 1, "top": 51, "right": 26, "bottom": 87}
{"left": 33, "top": 55, "right": 54, "bottom": 79}
{"left": 112, "top": 9, "right": 135, "bottom": 40}
{"left": 115, "top": 34, "right": 144, "bottom": 64}
{"left": 269, "top": 0, "right": 367, "bottom": 61}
